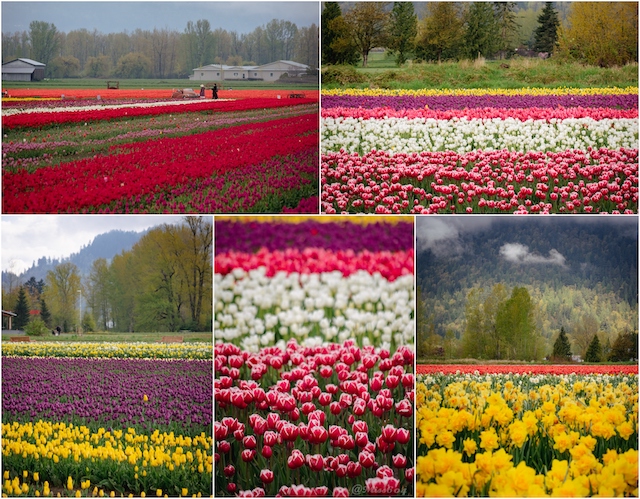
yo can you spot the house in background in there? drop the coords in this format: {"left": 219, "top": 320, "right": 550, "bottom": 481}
{"left": 2, "top": 310, "right": 17, "bottom": 330}
{"left": 190, "top": 60, "right": 309, "bottom": 83}
{"left": 2, "top": 58, "right": 46, "bottom": 81}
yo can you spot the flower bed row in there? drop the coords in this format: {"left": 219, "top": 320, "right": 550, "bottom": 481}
{"left": 214, "top": 340, "right": 414, "bottom": 497}
{"left": 416, "top": 364, "right": 639, "bottom": 375}
{"left": 321, "top": 87, "right": 638, "bottom": 214}
{"left": 416, "top": 371, "right": 638, "bottom": 497}
{"left": 100, "top": 149, "right": 318, "bottom": 214}
{"left": 1, "top": 341, "right": 213, "bottom": 359}
{"left": 322, "top": 148, "right": 637, "bottom": 214}
{"left": 214, "top": 218, "right": 414, "bottom": 353}
{"left": 3, "top": 357, "right": 212, "bottom": 431}
{"left": 322, "top": 87, "right": 637, "bottom": 97}
{"left": 3, "top": 97, "right": 316, "bottom": 129}
{"left": 5, "top": 88, "right": 319, "bottom": 100}
{"left": 3, "top": 112, "right": 318, "bottom": 213}
{"left": 2, "top": 355, "right": 213, "bottom": 497}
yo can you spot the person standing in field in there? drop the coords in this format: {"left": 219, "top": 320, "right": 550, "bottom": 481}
{"left": 212, "top": 83, "right": 218, "bottom": 100}
{"left": 199, "top": 85, "right": 205, "bottom": 98}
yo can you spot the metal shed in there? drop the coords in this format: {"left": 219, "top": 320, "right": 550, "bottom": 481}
{"left": 2, "top": 58, "right": 46, "bottom": 81}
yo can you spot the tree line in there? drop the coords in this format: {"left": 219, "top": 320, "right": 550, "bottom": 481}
{"left": 3, "top": 18, "right": 318, "bottom": 79}
{"left": 322, "top": 2, "right": 637, "bottom": 68}
{"left": 418, "top": 283, "right": 638, "bottom": 362}
{"left": 5, "top": 218, "right": 212, "bottom": 334}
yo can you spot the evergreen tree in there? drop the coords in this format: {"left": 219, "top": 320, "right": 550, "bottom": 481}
{"left": 464, "top": 2, "right": 498, "bottom": 59}
{"left": 322, "top": 2, "right": 343, "bottom": 65}
{"left": 388, "top": 2, "right": 418, "bottom": 66}
{"left": 40, "top": 297, "right": 51, "bottom": 328}
{"left": 493, "top": 2, "right": 520, "bottom": 59}
{"left": 533, "top": 2, "right": 560, "bottom": 54}
{"left": 14, "top": 286, "right": 30, "bottom": 331}
{"left": 321, "top": 2, "right": 360, "bottom": 65}
{"left": 552, "top": 326, "right": 572, "bottom": 361}
{"left": 584, "top": 334, "right": 603, "bottom": 362}
{"left": 609, "top": 331, "right": 638, "bottom": 362}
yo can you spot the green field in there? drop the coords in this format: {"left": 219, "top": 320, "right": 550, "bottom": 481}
{"left": 322, "top": 51, "right": 639, "bottom": 89}
{"left": 2, "top": 77, "right": 318, "bottom": 91}
{"left": 2, "top": 331, "right": 212, "bottom": 343}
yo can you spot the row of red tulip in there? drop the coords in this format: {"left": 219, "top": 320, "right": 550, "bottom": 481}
{"left": 322, "top": 148, "right": 638, "bottom": 214}
{"left": 3, "top": 97, "right": 317, "bottom": 129}
{"left": 321, "top": 106, "right": 638, "bottom": 121}
{"left": 215, "top": 248, "right": 413, "bottom": 282}
{"left": 416, "top": 364, "right": 639, "bottom": 375}
{"left": 3, "top": 113, "right": 317, "bottom": 213}
{"left": 215, "top": 340, "right": 414, "bottom": 496}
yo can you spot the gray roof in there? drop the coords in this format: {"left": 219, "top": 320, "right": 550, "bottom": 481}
{"left": 3, "top": 58, "right": 45, "bottom": 67}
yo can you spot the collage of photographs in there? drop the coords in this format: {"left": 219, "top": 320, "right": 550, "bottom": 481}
{"left": 0, "top": 1, "right": 638, "bottom": 497}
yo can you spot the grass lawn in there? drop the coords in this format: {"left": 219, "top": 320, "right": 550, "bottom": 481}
{"left": 2, "top": 330, "right": 212, "bottom": 343}
{"left": 322, "top": 51, "right": 639, "bottom": 90}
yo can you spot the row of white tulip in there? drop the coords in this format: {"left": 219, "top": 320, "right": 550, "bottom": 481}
{"left": 321, "top": 116, "right": 638, "bottom": 155}
{"left": 215, "top": 267, "right": 414, "bottom": 353}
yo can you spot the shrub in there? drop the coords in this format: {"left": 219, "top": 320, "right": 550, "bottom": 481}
{"left": 321, "top": 65, "right": 367, "bottom": 85}
{"left": 24, "top": 318, "right": 48, "bottom": 337}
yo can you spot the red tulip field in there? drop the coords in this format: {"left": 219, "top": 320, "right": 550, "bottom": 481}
{"left": 214, "top": 217, "right": 415, "bottom": 496}
{"left": 2, "top": 89, "right": 319, "bottom": 213}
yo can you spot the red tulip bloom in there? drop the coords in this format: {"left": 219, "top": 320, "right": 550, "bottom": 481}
{"left": 405, "top": 467, "right": 415, "bottom": 482}
{"left": 329, "top": 401, "right": 342, "bottom": 415}
{"left": 308, "top": 425, "right": 328, "bottom": 445}
{"left": 392, "top": 454, "right": 407, "bottom": 468}
{"left": 307, "top": 454, "right": 324, "bottom": 472}
{"left": 352, "top": 420, "right": 368, "bottom": 434}
{"left": 385, "top": 374, "right": 400, "bottom": 389}
{"left": 263, "top": 430, "right": 278, "bottom": 447}
{"left": 243, "top": 435, "right": 257, "bottom": 449}
{"left": 396, "top": 427, "right": 410, "bottom": 445}
{"left": 332, "top": 487, "right": 349, "bottom": 497}
{"left": 347, "top": 461, "right": 362, "bottom": 478}
{"left": 260, "top": 469, "right": 274, "bottom": 484}
{"left": 359, "top": 450, "right": 376, "bottom": 468}
{"left": 280, "top": 422, "right": 299, "bottom": 442}
{"left": 227, "top": 483, "right": 237, "bottom": 494}
{"left": 218, "top": 440, "right": 231, "bottom": 453}
{"left": 287, "top": 449, "right": 305, "bottom": 469}
{"left": 336, "top": 464, "right": 348, "bottom": 478}
{"left": 241, "top": 449, "right": 256, "bottom": 462}
{"left": 261, "top": 445, "right": 272, "bottom": 459}
{"left": 381, "top": 424, "right": 397, "bottom": 443}
{"left": 224, "top": 464, "right": 235, "bottom": 477}
{"left": 318, "top": 392, "right": 332, "bottom": 406}
{"left": 377, "top": 465, "right": 394, "bottom": 478}
{"left": 214, "top": 422, "right": 228, "bottom": 440}
{"left": 395, "top": 399, "right": 413, "bottom": 417}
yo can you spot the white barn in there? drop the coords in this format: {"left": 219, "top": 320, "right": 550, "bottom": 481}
{"left": 190, "top": 60, "right": 309, "bottom": 83}
{"left": 2, "top": 58, "right": 46, "bottom": 81}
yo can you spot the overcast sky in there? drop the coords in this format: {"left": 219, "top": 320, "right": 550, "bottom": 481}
{"left": 416, "top": 215, "right": 639, "bottom": 260}
{"left": 2, "top": 1, "right": 319, "bottom": 35}
{"left": 1, "top": 215, "right": 189, "bottom": 275}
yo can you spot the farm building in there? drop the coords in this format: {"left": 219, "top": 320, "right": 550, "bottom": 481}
{"left": 2, "top": 58, "right": 46, "bottom": 81}
{"left": 190, "top": 60, "right": 309, "bottom": 82}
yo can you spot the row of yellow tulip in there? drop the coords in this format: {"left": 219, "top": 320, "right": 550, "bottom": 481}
{"left": 2, "top": 421, "right": 212, "bottom": 497}
{"left": 416, "top": 373, "right": 638, "bottom": 497}
{"left": 1, "top": 342, "right": 212, "bottom": 360}
{"left": 323, "top": 86, "right": 638, "bottom": 97}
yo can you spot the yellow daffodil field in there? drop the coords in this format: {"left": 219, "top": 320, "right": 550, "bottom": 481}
{"left": 416, "top": 367, "right": 638, "bottom": 497}
{"left": 2, "top": 343, "right": 212, "bottom": 497}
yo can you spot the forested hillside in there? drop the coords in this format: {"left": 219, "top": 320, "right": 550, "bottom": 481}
{"left": 417, "top": 218, "right": 638, "bottom": 360}
{"left": 3, "top": 218, "right": 212, "bottom": 333}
